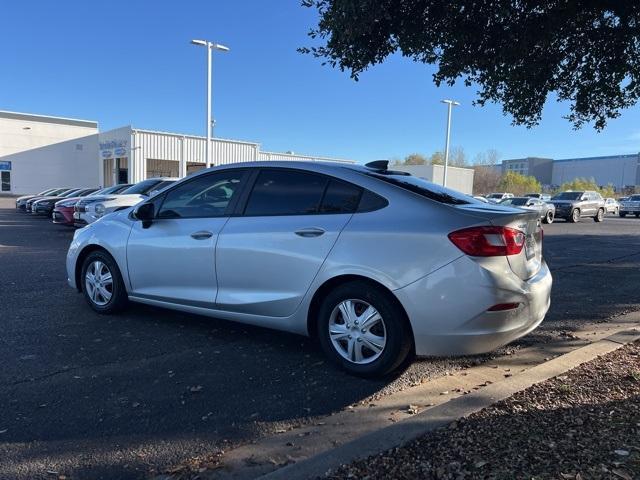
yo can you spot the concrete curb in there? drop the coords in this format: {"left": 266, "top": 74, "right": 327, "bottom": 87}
{"left": 259, "top": 328, "right": 640, "bottom": 480}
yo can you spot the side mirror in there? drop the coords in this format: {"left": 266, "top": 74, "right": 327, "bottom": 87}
{"left": 134, "top": 202, "right": 155, "bottom": 228}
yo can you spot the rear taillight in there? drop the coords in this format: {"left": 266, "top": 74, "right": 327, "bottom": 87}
{"left": 448, "top": 226, "right": 525, "bottom": 257}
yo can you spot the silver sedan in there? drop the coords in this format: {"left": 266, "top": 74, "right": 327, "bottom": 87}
{"left": 66, "top": 161, "right": 552, "bottom": 377}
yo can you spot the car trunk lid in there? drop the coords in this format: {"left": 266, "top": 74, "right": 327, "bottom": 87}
{"left": 455, "top": 203, "right": 543, "bottom": 280}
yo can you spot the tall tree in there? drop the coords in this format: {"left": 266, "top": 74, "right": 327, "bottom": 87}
{"left": 301, "top": 1, "right": 640, "bottom": 129}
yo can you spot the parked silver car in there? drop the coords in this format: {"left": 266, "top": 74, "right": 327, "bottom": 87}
{"left": 499, "top": 196, "right": 555, "bottom": 224}
{"left": 66, "top": 161, "right": 552, "bottom": 377}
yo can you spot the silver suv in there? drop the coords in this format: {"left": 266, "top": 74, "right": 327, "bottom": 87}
{"left": 550, "top": 190, "right": 606, "bottom": 223}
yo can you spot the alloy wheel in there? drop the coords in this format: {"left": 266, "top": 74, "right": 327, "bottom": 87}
{"left": 328, "top": 299, "right": 387, "bottom": 364}
{"left": 85, "top": 260, "right": 113, "bottom": 306}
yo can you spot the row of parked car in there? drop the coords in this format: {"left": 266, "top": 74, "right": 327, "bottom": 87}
{"left": 14, "top": 178, "right": 178, "bottom": 226}
{"left": 474, "top": 191, "right": 640, "bottom": 223}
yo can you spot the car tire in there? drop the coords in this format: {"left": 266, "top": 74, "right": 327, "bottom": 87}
{"left": 316, "top": 281, "right": 413, "bottom": 378}
{"left": 80, "top": 250, "right": 128, "bottom": 314}
{"left": 569, "top": 208, "right": 580, "bottom": 223}
{"left": 543, "top": 211, "right": 554, "bottom": 224}
{"left": 594, "top": 208, "right": 605, "bottom": 222}
{"left": 620, "top": 212, "right": 627, "bottom": 218}
{"left": 636, "top": 213, "right": 640, "bottom": 218}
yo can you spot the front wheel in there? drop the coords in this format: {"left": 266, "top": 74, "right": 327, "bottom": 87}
{"left": 316, "top": 281, "right": 413, "bottom": 378}
{"left": 543, "top": 211, "right": 554, "bottom": 224}
{"left": 81, "top": 250, "right": 128, "bottom": 314}
{"left": 569, "top": 208, "right": 580, "bottom": 223}
{"left": 620, "top": 211, "right": 627, "bottom": 218}
{"left": 594, "top": 208, "right": 605, "bottom": 222}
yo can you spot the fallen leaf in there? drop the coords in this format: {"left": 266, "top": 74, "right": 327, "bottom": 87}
{"left": 614, "top": 449, "right": 630, "bottom": 456}
{"left": 189, "top": 385, "right": 203, "bottom": 393}
{"left": 612, "top": 469, "right": 632, "bottom": 480}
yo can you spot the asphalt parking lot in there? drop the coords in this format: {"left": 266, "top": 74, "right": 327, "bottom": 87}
{"left": 1, "top": 198, "right": 640, "bottom": 480}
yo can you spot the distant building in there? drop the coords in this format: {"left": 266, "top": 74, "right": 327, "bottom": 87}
{"left": 392, "top": 164, "right": 474, "bottom": 195}
{"left": 500, "top": 157, "right": 553, "bottom": 184}
{"left": 499, "top": 153, "right": 640, "bottom": 190}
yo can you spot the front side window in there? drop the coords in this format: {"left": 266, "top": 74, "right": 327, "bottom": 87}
{"left": 244, "top": 170, "right": 328, "bottom": 216}
{"left": 158, "top": 171, "right": 245, "bottom": 218}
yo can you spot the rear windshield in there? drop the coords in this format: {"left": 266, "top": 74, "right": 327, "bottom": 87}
{"left": 487, "top": 193, "right": 504, "bottom": 199}
{"left": 553, "top": 192, "right": 582, "bottom": 200}
{"left": 364, "top": 172, "right": 471, "bottom": 205}
{"left": 501, "top": 198, "right": 528, "bottom": 206}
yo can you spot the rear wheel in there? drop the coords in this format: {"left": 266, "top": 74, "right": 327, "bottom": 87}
{"left": 316, "top": 281, "right": 413, "bottom": 378}
{"left": 569, "top": 208, "right": 580, "bottom": 223}
{"left": 594, "top": 208, "right": 605, "bottom": 222}
{"left": 81, "top": 250, "right": 128, "bottom": 314}
{"left": 543, "top": 210, "right": 554, "bottom": 224}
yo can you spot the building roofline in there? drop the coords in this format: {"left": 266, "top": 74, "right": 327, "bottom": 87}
{"left": 131, "top": 127, "right": 261, "bottom": 146}
{"left": 554, "top": 153, "right": 639, "bottom": 163}
{"left": 0, "top": 110, "right": 98, "bottom": 129}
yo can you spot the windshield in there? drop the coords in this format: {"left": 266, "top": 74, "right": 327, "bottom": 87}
{"left": 364, "top": 172, "right": 471, "bottom": 205}
{"left": 500, "top": 198, "right": 528, "bottom": 206}
{"left": 553, "top": 192, "right": 582, "bottom": 200}
{"left": 629, "top": 195, "right": 640, "bottom": 201}
{"left": 61, "top": 189, "right": 82, "bottom": 198}
{"left": 120, "top": 179, "right": 164, "bottom": 195}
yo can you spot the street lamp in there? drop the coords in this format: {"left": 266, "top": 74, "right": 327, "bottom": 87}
{"left": 191, "top": 39, "right": 230, "bottom": 168}
{"left": 440, "top": 99, "right": 460, "bottom": 188}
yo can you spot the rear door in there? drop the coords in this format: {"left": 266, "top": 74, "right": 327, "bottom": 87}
{"left": 215, "top": 169, "right": 361, "bottom": 317}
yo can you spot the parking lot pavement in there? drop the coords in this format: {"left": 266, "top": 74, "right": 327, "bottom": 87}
{"left": 1, "top": 199, "right": 639, "bottom": 480}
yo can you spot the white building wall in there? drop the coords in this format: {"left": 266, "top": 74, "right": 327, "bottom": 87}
{"left": 392, "top": 164, "right": 474, "bottom": 194}
{"left": 1, "top": 134, "right": 99, "bottom": 195}
{"left": 0, "top": 111, "right": 98, "bottom": 157}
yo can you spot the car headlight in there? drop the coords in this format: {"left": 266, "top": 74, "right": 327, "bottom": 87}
{"left": 95, "top": 203, "right": 106, "bottom": 217}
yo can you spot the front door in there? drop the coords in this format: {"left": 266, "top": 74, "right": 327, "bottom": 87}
{"left": 216, "top": 169, "right": 362, "bottom": 317}
{"left": 126, "top": 169, "right": 248, "bottom": 306}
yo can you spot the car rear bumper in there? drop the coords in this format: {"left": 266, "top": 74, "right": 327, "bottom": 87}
{"left": 394, "top": 256, "right": 552, "bottom": 357}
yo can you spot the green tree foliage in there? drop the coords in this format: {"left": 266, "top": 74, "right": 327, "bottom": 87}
{"left": 301, "top": 1, "right": 640, "bottom": 129}
{"left": 559, "top": 177, "right": 616, "bottom": 198}
{"left": 498, "top": 171, "right": 541, "bottom": 196}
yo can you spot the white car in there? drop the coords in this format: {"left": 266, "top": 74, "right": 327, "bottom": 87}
{"left": 74, "top": 178, "right": 177, "bottom": 226}
{"left": 486, "top": 192, "right": 514, "bottom": 203}
{"left": 604, "top": 198, "right": 619, "bottom": 215}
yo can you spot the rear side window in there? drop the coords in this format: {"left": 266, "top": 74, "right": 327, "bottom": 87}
{"left": 319, "top": 180, "right": 362, "bottom": 214}
{"left": 245, "top": 170, "right": 328, "bottom": 216}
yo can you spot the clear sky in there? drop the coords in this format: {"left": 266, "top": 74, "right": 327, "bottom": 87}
{"left": 2, "top": 1, "right": 639, "bottom": 164}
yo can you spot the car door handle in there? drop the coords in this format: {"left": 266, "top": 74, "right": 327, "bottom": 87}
{"left": 295, "top": 227, "right": 325, "bottom": 238}
{"left": 190, "top": 231, "right": 213, "bottom": 240}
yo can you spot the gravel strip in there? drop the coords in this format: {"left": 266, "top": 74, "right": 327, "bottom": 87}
{"left": 327, "top": 341, "right": 640, "bottom": 480}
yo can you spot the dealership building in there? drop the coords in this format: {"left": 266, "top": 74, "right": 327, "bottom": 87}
{"left": 0, "top": 110, "right": 356, "bottom": 195}
{"left": 500, "top": 154, "right": 640, "bottom": 190}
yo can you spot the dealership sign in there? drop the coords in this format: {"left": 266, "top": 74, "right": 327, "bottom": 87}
{"left": 99, "top": 139, "right": 128, "bottom": 159}
{"left": 0, "top": 161, "right": 11, "bottom": 170}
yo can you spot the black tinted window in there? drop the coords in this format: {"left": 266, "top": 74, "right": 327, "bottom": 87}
{"left": 245, "top": 170, "right": 327, "bottom": 216}
{"left": 320, "top": 180, "right": 362, "bottom": 213}
{"left": 358, "top": 190, "right": 389, "bottom": 212}
{"left": 158, "top": 171, "right": 244, "bottom": 218}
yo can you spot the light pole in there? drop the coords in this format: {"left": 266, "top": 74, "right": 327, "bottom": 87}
{"left": 191, "top": 39, "right": 230, "bottom": 168}
{"left": 440, "top": 99, "right": 460, "bottom": 187}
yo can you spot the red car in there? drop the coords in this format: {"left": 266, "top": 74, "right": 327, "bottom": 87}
{"left": 53, "top": 184, "right": 131, "bottom": 226}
